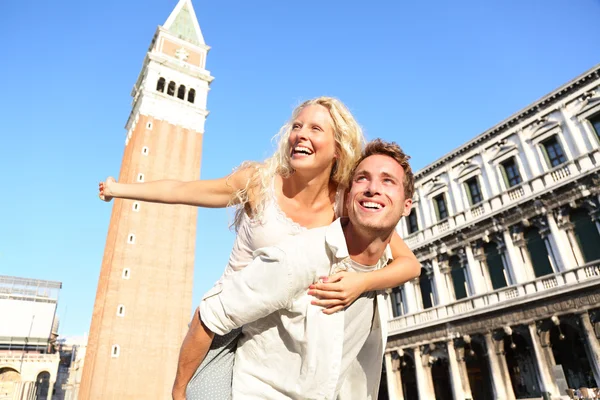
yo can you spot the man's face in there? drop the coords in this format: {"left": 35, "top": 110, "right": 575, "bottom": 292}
{"left": 346, "top": 154, "right": 413, "bottom": 233}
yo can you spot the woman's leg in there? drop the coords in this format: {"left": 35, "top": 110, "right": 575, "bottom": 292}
{"left": 185, "top": 328, "right": 241, "bottom": 400}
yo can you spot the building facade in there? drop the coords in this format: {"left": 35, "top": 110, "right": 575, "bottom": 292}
{"left": 78, "top": 1, "right": 213, "bottom": 398}
{"left": 53, "top": 336, "right": 87, "bottom": 400}
{"left": 0, "top": 275, "right": 62, "bottom": 400}
{"left": 383, "top": 65, "right": 600, "bottom": 400}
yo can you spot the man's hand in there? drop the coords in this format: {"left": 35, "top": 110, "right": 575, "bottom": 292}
{"left": 308, "top": 271, "right": 367, "bottom": 314}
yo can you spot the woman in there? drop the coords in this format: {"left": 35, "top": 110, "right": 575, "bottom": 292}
{"left": 99, "top": 97, "right": 420, "bottom": 399}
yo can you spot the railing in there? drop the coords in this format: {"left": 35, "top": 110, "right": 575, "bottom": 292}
{"left": 0, "top": 352, "right": 59, "bottom": 362}
{"left": 437, "top": 220, "right": 450, "bottom": 233}
{"left": 401, "top": 150, "right": 600, "bottom": 250}
{"left": 470, "top": 204, "right": 485, "bottom": 219}
{"left": 388, "top": 261, "right": 600, "bottom": 335}
{"left": 404, "top": 233, "right": 422, "bottom": 248}
{"left": 507, "top": 185, "right": 525, "bottom": 201}
{"left": 550, "top": 164, "right": 571, "bottom": 182}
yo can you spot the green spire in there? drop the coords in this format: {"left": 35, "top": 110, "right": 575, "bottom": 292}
{"left": 167, "top": 3, "right": 200, "bottom": 45}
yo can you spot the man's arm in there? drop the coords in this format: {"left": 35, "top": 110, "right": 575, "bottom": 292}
{"left": 200, "top": 245, "right": 314, "bottom": 336}
{"left": 171, "top": 245, "right": 314, "bottom": 397}
{"left": 172, "top": 309, "right": 214, "bottom": 400}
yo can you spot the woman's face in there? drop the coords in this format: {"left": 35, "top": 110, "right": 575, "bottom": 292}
{"left": 287, "top": 104, "right": 337, "bottom": 177}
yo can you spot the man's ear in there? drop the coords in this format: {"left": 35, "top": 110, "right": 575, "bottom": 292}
{"left": 402, "top": 198, "right": 413, "bottom": 217}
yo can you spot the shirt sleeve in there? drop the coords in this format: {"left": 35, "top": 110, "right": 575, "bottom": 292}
{"left": 199, "top": 246, "right": 294, "bottom": 336}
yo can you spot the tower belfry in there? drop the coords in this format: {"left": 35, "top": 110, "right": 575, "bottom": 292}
{"left": 79, "top": 1, "right": 213, "bottom": 398}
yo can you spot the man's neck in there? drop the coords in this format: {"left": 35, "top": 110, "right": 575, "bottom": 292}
{"left": 342, "top": 220, "right": 393, "bottom": 266}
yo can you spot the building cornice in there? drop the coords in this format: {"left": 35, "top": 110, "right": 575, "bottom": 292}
{"left": 414, "top": 63, "right": 600, "bottom": 180}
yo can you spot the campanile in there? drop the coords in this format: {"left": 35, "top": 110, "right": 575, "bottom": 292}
{"left": 79, "top": 1, "right": 213, "bottom": 398}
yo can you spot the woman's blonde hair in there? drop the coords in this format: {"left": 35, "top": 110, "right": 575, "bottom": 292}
{"left": 231, "top": 96, "right": 365, "bottom": 230}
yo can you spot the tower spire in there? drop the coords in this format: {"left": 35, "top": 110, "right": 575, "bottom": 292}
{"left": 163, "top": 0, "right": 205, "bottom": 46}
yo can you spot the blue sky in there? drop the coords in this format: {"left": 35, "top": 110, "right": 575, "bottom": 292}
{"left": 1, "top": 0, "right": 599, "bottom": 337}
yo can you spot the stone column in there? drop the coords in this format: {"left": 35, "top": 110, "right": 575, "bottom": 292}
{"left": 412, "top": 278, "right": 424, "bottom": 311}
{"left": 446, "top": 340, "right": 465, "bottom": 400}
{"left": 456, "top": 341, "right": 473, "bottom": 400}
{"left": 24, "top": 382, "right": 36, "bottom": 400}
{"left": 431, "top": 257, "right": 449, "bottom": 305}
{"left": 579, "top": 311, "right": 600, "bottom": 385}
{"left": 403, "top": 279, "right": 418, "bottom": 314}
{"left": 580, "top": 197, "right": 600, "bottom": 236}
{"left": 481, "top": 153, "right": 501, "bottom": 197}
{"left": 510, "top": 224, "right": 536, "bottom": 282}
{"left": 461, "top": 245, "right": 480, "bottom": 295}
{"left": 414, "top": 346, "right": 433, "bottom": 400}
{"left": 447, "top": 169, "right": 463, "bottom": 214}
{"left": 556, "top": 206, "right": 585, "bottom": 266}
{"left": 439, "top": 257, "right": 455, "bottom": 302}
{"left": 502, "top": 228, "right": 528, "bottom": 284}
{"left": 559, "top": 106, "right": 589, "bottom": 157}
{"left": 423, "top": 266, "right": 437, "bottom": 307}
{"left": 385, "top": 352, "right": 404, "bottom": 400}
{"left": 546, "top": 211, "right": 577, "bottom": 270}
{"left": 483, "top": 332, "right": 514, "bottom": 400}
{"left": 47, "top": 380, "right": 55, "bottom": 400}
{"left": 385, "top": 288, "right": 395, "bottom": 320}
{"left": 467, "top": 243, "right": 489, "bottom": 294}
{"left": 531, "top": 215, "right": 562, "bottom": 273}
{"left": 489, "top": 231, "right": 516, "bottom": 285}
{"left": 527, "top": 323, "right": 560, "bottom": 398}
{"left": 517, "top": 129, "right": 542, "bottom": 178}
{"left": 417, "top": 186, "right": 434, "bottom": 227}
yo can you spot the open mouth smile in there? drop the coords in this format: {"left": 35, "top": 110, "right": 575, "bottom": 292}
{"left": 291, "top": 146, "right": 314, "bottom": 157}
{"left": 359, "top": 200, "right": 385, "bottom": 211}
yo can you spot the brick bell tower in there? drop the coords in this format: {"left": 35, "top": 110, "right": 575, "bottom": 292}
{"left": 79, "top": 1, "right": 213, "bottom": 398}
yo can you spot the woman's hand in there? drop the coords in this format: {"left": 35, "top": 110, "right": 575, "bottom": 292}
{"left": 308, "top": 271, "right": 367, "bottom": 315}
{"left": 99, "top": 177, "right": 116, "bottom": 202}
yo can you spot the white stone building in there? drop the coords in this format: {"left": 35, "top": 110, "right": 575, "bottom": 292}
{"left": 383, "top": 64, "right": 600, "bottom": 400}
{"left": 0, "top": 276, "right": 62, "bottom": 400}
{"left": 53, "top": 336, "right": 87, "bottom": 400}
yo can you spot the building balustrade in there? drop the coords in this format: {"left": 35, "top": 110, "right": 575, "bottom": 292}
{"left": 388, "top": 260, "right": 600, "bottom": 335}
{"left": 401, "top": 149, "right": 600, "bottom": 250}
{"left": 549, "top": 163, "right": 572, "bottom": 183}
{"left": 470, "top": 204, "right": 485, "bottom": 218}
{"left": 0, "top": 352, "right": 59, "bottom": 362}
{"left": 506, "top": 185, "right": 526, "bottom": 201}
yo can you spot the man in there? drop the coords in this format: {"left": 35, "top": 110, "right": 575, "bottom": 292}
{"left": 175, "top": 139, "right": 415, "bottom": 399}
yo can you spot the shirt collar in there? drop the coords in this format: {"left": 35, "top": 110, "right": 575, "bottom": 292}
{"left": 325, "top": 218, "right": 392, "bottom": 265}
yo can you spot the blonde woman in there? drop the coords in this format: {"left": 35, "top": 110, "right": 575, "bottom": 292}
{"left": 99, "top": 97, "right": 420, "bottom": 399}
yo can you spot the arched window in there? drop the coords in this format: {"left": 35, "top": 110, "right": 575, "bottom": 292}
{"left": 0, "top": 367, "right": 21, "bottom": 382}
{"left": 167, "top": 81, "right": 176, "bottom": 96}
{"left": 35, "top": 371, "right": 51, "bottom": 399}
{"left": 177, "top": 85, "right": 186, "bottom": 100}
{"left": 156, "top": 78, "right": 165, "bottom": 92}
{"left": 187, "top": 89, "right": 196, "bottom": 104}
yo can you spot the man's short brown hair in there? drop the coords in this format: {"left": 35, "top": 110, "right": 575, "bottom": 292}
{"left": 350, "top": 139, "right": 415, "bottom": 199}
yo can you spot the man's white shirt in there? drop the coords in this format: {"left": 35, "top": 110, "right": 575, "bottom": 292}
{"left": 200, "top": 218, "right": 390, "bottom": 399}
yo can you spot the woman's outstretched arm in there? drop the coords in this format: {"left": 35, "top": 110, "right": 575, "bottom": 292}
{"left": 308, "top": 230, "right": 420, "bottom": 314}
{"left": 99, "top": 165, "right": 256, "bottom": 208}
